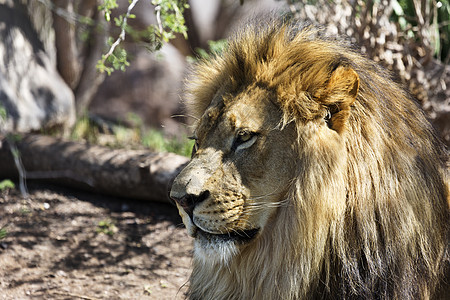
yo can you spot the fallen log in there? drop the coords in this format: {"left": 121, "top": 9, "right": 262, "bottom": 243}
{"left": 0, "top": 134, "right": 189, "bottom": 203}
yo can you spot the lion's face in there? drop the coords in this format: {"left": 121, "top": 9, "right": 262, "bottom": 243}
{"left": 170, "top": 85, "right": 297, "bottom": 261}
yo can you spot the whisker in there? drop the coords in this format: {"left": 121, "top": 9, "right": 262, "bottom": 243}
{"left": 243, "top": 198, "right": 291, "bottom": 213}
{"left": 247, "top": 187, "right": 284, "bottom": 201}
{"left": 171, "top": 114, "right": 200, "bottom": 121}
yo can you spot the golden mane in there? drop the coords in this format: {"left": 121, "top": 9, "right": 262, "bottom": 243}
{"left": 183, "top": 17, "right": 449, "bottom": 299}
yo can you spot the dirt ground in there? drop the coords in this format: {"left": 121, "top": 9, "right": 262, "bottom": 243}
{"left": 0, "top": 183, "right": 193, "bottom": 299}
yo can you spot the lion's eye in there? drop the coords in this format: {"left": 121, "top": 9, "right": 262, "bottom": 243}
{"left": 233, "top": 131, "right": 258, "bottom": 152}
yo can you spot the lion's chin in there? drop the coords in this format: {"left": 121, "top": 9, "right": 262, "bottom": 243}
{"left": 193, "top": 228, "right": 260, "bottom": 265}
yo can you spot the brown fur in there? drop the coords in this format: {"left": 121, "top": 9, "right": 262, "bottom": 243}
{"left": 171, "top": 16, "right": 449, "bottom": 299}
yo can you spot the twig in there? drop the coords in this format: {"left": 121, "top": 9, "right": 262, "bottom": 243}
{"left": 155, "top": 5, "right": 163, "bottom": 34}
{"left": 7, "top": 139, "right": 28, "bottom": 198}
{"left": 100, "top": 0, "right": 140, "bottom": 65}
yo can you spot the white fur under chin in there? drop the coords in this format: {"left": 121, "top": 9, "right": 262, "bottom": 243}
{"left": 193, "top": 237, "right": 239, "bottom": 266}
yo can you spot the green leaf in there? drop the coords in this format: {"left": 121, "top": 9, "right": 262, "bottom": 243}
{"left": 0, "top": 179, "right": 15, "bottom": 191}
{"left": 0, "top": 105, "right": 7, "bottom": 120}
{"left": 97, "top": 0, "right": 189, "bottom": 74}
{"left": 0, "top": 227, "right": 7, "bottom": 240}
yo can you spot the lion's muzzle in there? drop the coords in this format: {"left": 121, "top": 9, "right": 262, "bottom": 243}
{"left": 169, "top": 150, "right": 261, "bottom": 245}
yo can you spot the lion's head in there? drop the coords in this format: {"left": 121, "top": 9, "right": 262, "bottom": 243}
{"left": 170, "top": 17, "right": 449, "bottom": 300}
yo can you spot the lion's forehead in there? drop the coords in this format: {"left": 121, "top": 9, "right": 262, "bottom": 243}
{"left": 196, "top": 86, "right": 279, "bottom": 142}
{"left": 226, "top": 102, "right": 269, "bottom": 130}
{"left": 195, "top": 107, "right": 232, "bottom": 150}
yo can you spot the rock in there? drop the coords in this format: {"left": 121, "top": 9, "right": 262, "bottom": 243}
{"left": 0, "top": 1, "right": 75, "bottom": 134}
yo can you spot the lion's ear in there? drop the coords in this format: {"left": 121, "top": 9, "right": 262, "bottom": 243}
{"left": 315, "top": 66, "right": 359, "bottom": 134}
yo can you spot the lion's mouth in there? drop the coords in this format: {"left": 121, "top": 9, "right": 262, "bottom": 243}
{"left": 196, "top": 227, "right": 260, "bottom": 244}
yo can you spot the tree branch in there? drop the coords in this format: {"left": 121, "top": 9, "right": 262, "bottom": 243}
{"left": 0, "top": 134, "right": 188, "bottom": 203}
{"left": 99, "top": 0, "right": 140, "bottom": 66}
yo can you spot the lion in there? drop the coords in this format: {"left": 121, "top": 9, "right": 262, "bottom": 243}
{"left": 170, "top": 16, "right": 449, "bottom": 299}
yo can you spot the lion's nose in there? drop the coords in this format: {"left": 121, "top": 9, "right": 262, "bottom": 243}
{"left": 171, "top": 190, "right": 210, "bottom": 217}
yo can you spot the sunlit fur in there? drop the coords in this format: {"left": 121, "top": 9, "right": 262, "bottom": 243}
{"left": 183, "top": 16, "right": 449, "bottom": 299}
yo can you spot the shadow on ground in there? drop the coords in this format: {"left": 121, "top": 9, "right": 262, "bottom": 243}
{"left": 0, "top": 182, "right": 192, "bottom": 299}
